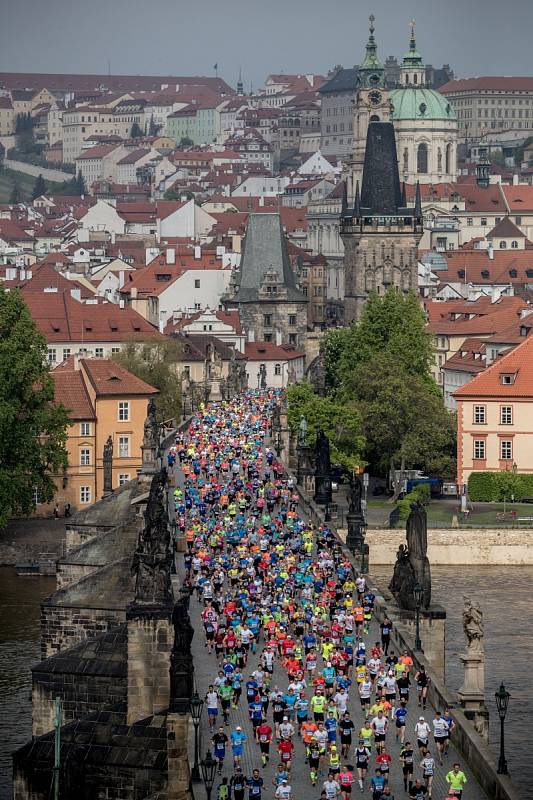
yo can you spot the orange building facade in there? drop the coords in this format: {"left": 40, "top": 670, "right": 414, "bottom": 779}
{"left": 40, "top": 357, "right": 157, "bottom": 515}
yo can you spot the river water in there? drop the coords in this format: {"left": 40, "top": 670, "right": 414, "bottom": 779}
{"left": 0, "top": 565, "right": 530, "bottom": 797}
{"left": 372, "top": 564, "right": 532, "bottom": 790}
{"left": 0, "top": 568, "right": 55, "bottom": 799}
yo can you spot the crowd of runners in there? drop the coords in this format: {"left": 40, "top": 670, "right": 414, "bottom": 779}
{"left": 170, "top": 391, "right": 469, "bottom": 800}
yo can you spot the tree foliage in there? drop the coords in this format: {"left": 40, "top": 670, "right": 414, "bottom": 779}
{"left": 130, "top": 122, "right": 143, "bottom": 139}
{"left": 0, "top": 288, "right": 68, "bottom": 527}
{"left": 179, "top": 136, "right": 194, "bottom": 147}
{"left": 32, "top": 173, "right": 46, "bottom": 200}
{"left": 320, "top": 289, "right": 455, "bottom": 478}
{"left": 286, "top": 382, "right": 364, "bottom": 470}
{"left": 15, "top": 113, "right": 37, "bottom": 155}
{"left": 0, "top": 142, "right": 5, "bottom": 168}
{"left": 9, "top": 181, "right": 22, "bottom": 204}
{"left": 112, "top": 337, "right": 183, "bottom": 422}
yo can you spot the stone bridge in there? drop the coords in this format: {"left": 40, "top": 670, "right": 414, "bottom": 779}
{"left": 12, "top": 401, "right": 519, "bottom": 800}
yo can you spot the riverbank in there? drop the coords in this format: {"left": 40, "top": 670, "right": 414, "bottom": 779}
{"left": 0, "top": 518, "right": 65, "bottom": 566}
{"left": 362, "top": 527, "right": 533, "bottom": 564}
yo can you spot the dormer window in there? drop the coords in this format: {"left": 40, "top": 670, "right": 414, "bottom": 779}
{"left": 500, "top": 373, "right": 516, "bottom": 385}
{"left": 481, "top": 270, "right": 490, "bottom": 279}
{"left": 509, "top": 269, "right": 518, "bottom": 278}
{"left": 458, "top": 269, "right": 465, "bottom": 279}
{"left": 520, "top": 325, "right": 530, "bottom": 337}
{"left": 500, "top": 241, "right": 507, "bottom": 249}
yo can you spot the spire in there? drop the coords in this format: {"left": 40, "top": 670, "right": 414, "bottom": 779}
{"left": 415, "top": 180, "right": 422, "bottom": 218}
{"left": 236, "top": 68, "right": 244, "bottom": 96}
{"left": 401, "top": 17, "right": 424, "bottom": 72}
{"left": 409, "top": 18, "right": 417, "bottom": 54}
{"left": 341, "top": 180, "right": 348, "bottom": 216}
{"left": 359, "top": 14, "right": 384, "bottom": 86}
{"left": 353, "top": 180, "right": 360, "bottom": 217}
{"left": 360, "top": 123, "right": 402, "bottom": 214}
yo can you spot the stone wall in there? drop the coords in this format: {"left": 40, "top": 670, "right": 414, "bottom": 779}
{"left": 32, "top": 669, "right": 127, "bottom": 737}
{"left": 364, "top": 527, "right": 533, "bottom": 565}
{"left": 56, "top": 561, "right": 96, "bottom": 589}
{"left": 41, "top": 603, "right": 125, "bottom": 659}
{"left": 127, "top": 612, "right": 173, "bottom": 725}
{"left": 65, "top": 524, "right": 113, "bottom": 553}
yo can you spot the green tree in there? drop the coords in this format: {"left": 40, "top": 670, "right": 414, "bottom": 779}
{"left": 494, "top": 470, "right": 521, "bottom": 502}
{"left": 9, "top": 181, "right": 22, "bottom": 203}
{"left": 346, "top": 353, "right": 456, "bottom": 478}
{"left": 286, "top": 382, "right": 364, "bottom": 470}
{"left": 0, "top": 142, "right": 5, "bottom": 168}
{"left": 0, "top": 288, "right": 68, "bottom": 527}
{"left": 112, "top": 337, "right": 183, "bottom": 422}
{"left": 32, "top": 173, "right": 47, "bottom": 200}
{"left": 179, "top": 136, "right": 194, "bottom": 148}
{"left": 15, "top": 113, "right": 36, "bottom": 154}
{"left": 76, "top": 171, "right": 87, "bottom": 195}
{"left": 130, "top": 122, "right": 143, "bottom": 139}
{"left": 164, "top": 187, "right": 181, "bottom": 201}
{"left": 330, "top": 289, "right": 435, "bottom": 391}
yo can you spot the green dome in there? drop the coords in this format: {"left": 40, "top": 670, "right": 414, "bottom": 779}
{"left": 390, "top": 87, "right": 457, "bottom": 121}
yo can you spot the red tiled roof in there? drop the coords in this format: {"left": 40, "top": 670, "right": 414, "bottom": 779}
{"left": 79, "top": 358, "right": 158, "bottom": 396}
{"left": 501, "top": 184, "right": 533, "bottom": 212}
{"left": 487, "top": 217, "right": 526, "bottom": 239}
{"left": 52, "top": 368, "right": 95, "bottom": 420}
{"left": 426, "top": 296, "right": 529, "bottom": 336}
{"left": 21, "top": 290, "right": 161, "bottom": 342}
{"left": 454, "top": 332, "right": 533, "bottom": 398}
{"left": 442, "top": 338, "right": 487, "bottom": 374}
{"left": 245, "top": 342, "right": 305, "bottom": 361}
{"left": 117, "top": 148, "right": 150, "bottom": 165}
{"left": 0, "top": 72, "right": 234, "bottom": 95}
{"left": 122, "top": 250, "right": 226, "bottom": 296}
{"left": 440, "top": 77, "right": 533, "bottom": 94}
{"left": 485, "top": 315, "right": 533, "bottom": 345}
{"left": 164, "top": 308, "right": 243, "bottom": 335}
{"left": 10, "top": 263, "right": 94, "bottom": 298}
{"left": 0, "top": 220, "right": 35, "bottom": 242}
{"left": 76, "top": 144, "right": 119, "bottom": 160}
{"left": 441, "top": 249, "right": 533, "bottom": 285}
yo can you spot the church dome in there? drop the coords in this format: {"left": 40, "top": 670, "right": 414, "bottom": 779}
{"left": 390, "top": 87, "right": 457, "bottom": 122}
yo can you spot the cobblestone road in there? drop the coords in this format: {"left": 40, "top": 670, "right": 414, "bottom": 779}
{"left": 167, "top": 422, "right": 487, "bottom": 800}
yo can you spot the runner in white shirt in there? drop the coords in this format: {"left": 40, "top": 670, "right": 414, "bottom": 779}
{"left": 371, "top": 711, "right": 388, "bottom": 754}
{"left": 432, "top": 711, "right": 450, "bottom": 764}
{"left": 279, "top": 719, "right": 295, "bottom": 740}
{"left": 420, "top": 751, "right": 436, "bottom": 796}
{"left": 358, "top": 679, "right": 372, "bottom": 710}
{"left": 333, "top": 688, "right": 349, "bottom": 715}
{"left": 323, "top": 776, "right": 341, "bottom": 799}
{"left": 275, "top": 780, "right": 292, "bottom": 800}
{"left": 205, "top": 685, "right": 219, "bottom": 729}
{"left": 415, "top": 717, "right": 432, "bottom": 754}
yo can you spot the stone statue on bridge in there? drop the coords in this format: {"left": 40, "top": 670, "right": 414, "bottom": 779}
{"left": 169, "top": 596, "right": 195, "bottom": 712}
{"left": 314, "top": 428, "right": 332, "bottom": 506}
{"left": 103, "top": 435, "right": 113, "bottom": 496}
{"left": 132, "top": 469, "right": 173, "bottom": 607}
{"left": 463, "top": 596, "right": 484, "bottom": 653}
{"left": 389, "top": 501, "right": 432, "bottom": 610}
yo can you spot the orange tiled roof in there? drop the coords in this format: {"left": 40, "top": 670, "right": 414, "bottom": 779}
{"left": 51, "top": 368, "right": 95, "bottom": 420}
{"left": 454, "top": 332, "right": 533, "bottom": 398}
{"left": 79, "top": 358, "right": 158, "bottom": 396}
{"left": 245, "top": 342, "right": 305, "bottom": 361}
{"left": 426, "top": 296, "right": 529, "bottom": 336}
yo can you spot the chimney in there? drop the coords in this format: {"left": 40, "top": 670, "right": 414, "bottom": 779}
{"left": 488, "top": 243, "right": 494, "bottom": 260}
{"left": 166, "top": 247, "right": 176, "bottom": 264}
{"left": 70, "top": 288, "right": 81, "bottom": 301}
{"left": 194, "top": 245, "right": 201, "bottom": 260}
{"left": 119, "top": 270, "right": 125, "bottom": 288}
{"left": 275, "top": 330, "right": 282, "bottom": 345}
{"left": 513, "top": 173, "right": 519, "bottom": 186}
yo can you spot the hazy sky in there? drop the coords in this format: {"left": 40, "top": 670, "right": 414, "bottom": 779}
{"left": 0, "top": 0, "right": 531, "bottom": 89}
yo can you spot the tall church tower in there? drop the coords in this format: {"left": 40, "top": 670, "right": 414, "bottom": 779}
{"left": 347, "top": 16, "right": 392, "bottom": 201}
{"left": 340, "top": 121, "right": 423, "bottom": 323}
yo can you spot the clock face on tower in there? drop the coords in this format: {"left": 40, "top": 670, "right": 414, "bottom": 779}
{"left": 368, "top": 90, "right": 383, "bottom": 106}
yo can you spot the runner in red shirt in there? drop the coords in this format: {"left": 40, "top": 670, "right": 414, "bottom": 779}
{"left": 278, "top": 737, "right": 295, "bottom": 774}
{"left": 256, "top": 722, "right": 273, "bottom": 767}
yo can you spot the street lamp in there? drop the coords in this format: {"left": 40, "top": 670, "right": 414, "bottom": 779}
{"left": 413, "top": 582, "right": 423, "bottom": 651}
{"left": 200, "top": 749, "right": 217, "bottom": 800}
{"left": 324, "top": 502, "right": 331, "bottom": 522}
{"left": 189, "top": 692, "right": 204, "bottom": 781}
{"left": 495, "top": 682, "right": 510, "bottom": 775}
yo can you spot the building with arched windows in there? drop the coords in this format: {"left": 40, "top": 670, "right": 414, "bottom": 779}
{"left": 389, "top": 26, "right": 458, "bottom": 184}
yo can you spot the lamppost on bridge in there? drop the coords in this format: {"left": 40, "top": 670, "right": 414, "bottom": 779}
{"left": 189, "top": 691, "right": 204, "bottom": 781}
{"left": 200, "top": 749, "right": 217, "bottom": 800}
{"left": 495, "top": 682, "right": 510, "bottom": 775}
{"left": 413, "top": 582, "right": 423, "bottom": 651}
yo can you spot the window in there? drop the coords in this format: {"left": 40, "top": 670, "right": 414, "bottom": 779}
{"left": 417, "top": 143, "right": 428, "bottom": 174}
{"left": 118, "top": 401, "right": 129, "bottom": 421}
{"left": 473, "top": 405, "right": 486, "bottom": 424}
{"left": 500, "top": 373, "right": 516, "bottom": 385}
{"left": 274, "top": 363, "right": 281, "bottom": 376}
{"left": 263, "top": 314, "right": 272, "bottom": 326}
{"left": 511, "top": 241, "right": 518, "bottom": 249}
{"left": 466, "top": 218, "right": 473, "bottom": 227}
{"left": 264, "top": 333, "right": 273, "bottom": 342}
{"left": 111, "top": 347, "right": 121, "bottom": 354}
{"left": 80, "top": 448, "right": 91, "bottom": 466}
{"left": 500, "top": 440, "right": 513, "bottom": 460}
{"left": 118, "top": 473, "right": 130, "bottom": 486}
{"left": 501, "top": 406, "right": 513, "bottom": 425}
{"left": 500, "top": 240, "right": 507, "bottom": 249}
{"left": 194, "top": 279, "right": 201, "bottom": 288}
{"left": 288, "top": 315, "right": 296, "bottom": 326}
{"left": 80, "top": 422, "right": 91, "bottom": 436}
{"left": 48, "top": 348, "right": 57, "bottom": 364}
{"left": 62, "top": 348, "right": 71, "bottom": 361}
{"left": 95, "top": 347, "right": 104, "bottom": 358}
{"left": 288, "top": 334, "right": 297, "bottom": 346}
{"left": 80, "top": 485, "right": 91, "bottom": 504}
{"left": 473, "top": 440, "right": 486, "bottom": 460}
{"left": 118, "top": 436, "right": 129, "bottom": 458}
